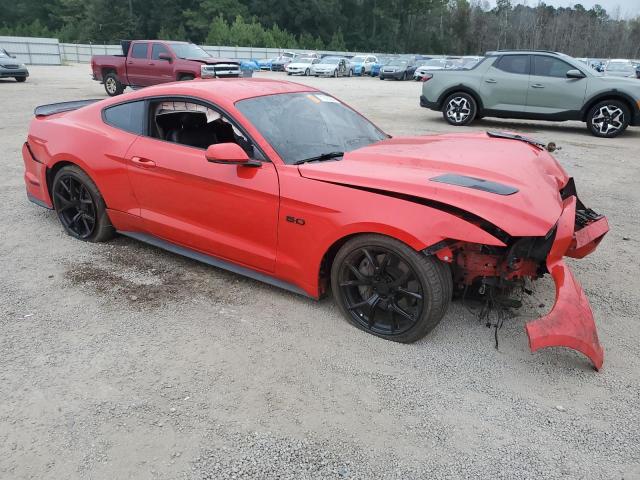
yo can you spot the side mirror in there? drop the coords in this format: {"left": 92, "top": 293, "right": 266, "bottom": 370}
{"left": 566, "top": 69, "right": 585, "bottom": 79}
{"left": 158, "top": 53, "right": 172, "bottom": 62}
{"left": 205, "top": 143, "right": 260, "bottom": 167}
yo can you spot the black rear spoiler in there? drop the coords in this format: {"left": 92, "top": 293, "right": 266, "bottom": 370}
{"left": 34, "top": 99, "right": 102, "bottom": 117}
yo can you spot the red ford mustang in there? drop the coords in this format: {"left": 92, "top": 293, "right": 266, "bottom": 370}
{"left": 22, "top": 79, "right": 609, "bottom": 369}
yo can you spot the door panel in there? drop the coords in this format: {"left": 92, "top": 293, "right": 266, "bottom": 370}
{"left": 480, "top": 55, "right": 530, "bottom": 111}
{"left": 126, "top": 42, "right": 151, "bottom": 86}
{"left": 526, "top": 56, "right": 588, "bottom": 114}
{"left": 125, "top": 136, "right": 280, "bottom": 272}
{"left": 150, "top": 43, "right": 175, "bottom": 83}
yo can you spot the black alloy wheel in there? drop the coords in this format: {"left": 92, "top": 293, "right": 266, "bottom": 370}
{"left": 331, "top": 235, "right": 451, "bottom": 343}
{"left": 52, "top": 165, "right": 115, "bottom": 242}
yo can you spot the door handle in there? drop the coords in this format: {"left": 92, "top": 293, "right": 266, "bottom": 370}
{"left": 531, "top": 83, "right": 545, "bottom": 88}
{"left": 130, "top": 156, "right": 156, "bottom": 168}
{"left": 485, "top": 78, "right": 497, "bottom": 83}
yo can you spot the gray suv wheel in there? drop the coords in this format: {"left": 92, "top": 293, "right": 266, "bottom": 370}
{"left": 587, "top": 100, "right": 630, "bottom": 138}
{"left": 442, "top": 92, "right": 477, "bottom": 126}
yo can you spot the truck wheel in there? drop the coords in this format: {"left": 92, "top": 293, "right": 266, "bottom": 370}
{"left": 103, "top": 72, "right": 124, "bottom": 96}
{"left": 179, "top": 74, "right": 195, "bottom": 81}
{"left": 442, "top": 92, "right": 477, "bottom": 126}
{"left": 587, "top": 100, "right": 630, "bottom": 138}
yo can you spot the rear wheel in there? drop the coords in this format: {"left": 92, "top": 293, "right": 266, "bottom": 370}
{"left": 103, "top": 72, "right": 124, "bottom": 96}
{"left": 442, "top": 92, "right": 477, "bottom": 126}
{"left": 587, "top": 100, "right": 629, "bottom": 138}
{"left": 331, "top": 234, "right": 451, "bottom": 343}
{"left": 52, "top": 165, "right": 115, "bottom": 242}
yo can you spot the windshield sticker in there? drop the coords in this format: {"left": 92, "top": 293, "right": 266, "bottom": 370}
{"left": 315, "top": 94, "right": 339, "bottom": 103}
{"left": 306, "top": 94, "right": 321, "bottom": 104}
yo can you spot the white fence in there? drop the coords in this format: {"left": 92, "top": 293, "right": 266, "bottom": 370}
{"left": 0, "top": 36, "right": 62, "bottom": 65}
{"left": 1, "top": 35, "right": 379, "bottom": 64}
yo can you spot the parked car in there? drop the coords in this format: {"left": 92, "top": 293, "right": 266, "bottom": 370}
{"left": 23, "top": 79, "right": 608, "bottom": 369}
{"left": 420, "top": 50, "right": 640, "bottom": 137}
{"left": 240, "top": 59, "right": 260, "bottom": 77}
{"left": 270, "top": 52, "right": 298, "bottom": 72}
{"left": 286, "top": 57, "right": 320, "bottom": 76}
{"left": 603, "top": 59, "right": 636, "bottom": 78}
{"left": 349, "top": 55, "right": 377, "bottom": 76}
{"left": 413, "top": 58, "right": 448, "bottom": 80}
{"left": 0, "top": 48, "right": 29, "bottom": 82}
{"left": 311, "top": 56, "right": 352, "bottom": 77}
{"left": 370, "top": 56, "right": 394, "bottom": 76}
{"left": 258, "top": 58, "right": 275, "bottom": 70}
{"left": 379, "top": 58, "right": 417, "bottom": 80}
{"left": 91, "top": 40, "right": 240, "bottom": 96}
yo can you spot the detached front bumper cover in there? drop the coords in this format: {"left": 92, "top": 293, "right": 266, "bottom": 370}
{"left": 525, "top": 196, "right": 608, "bottom": 370}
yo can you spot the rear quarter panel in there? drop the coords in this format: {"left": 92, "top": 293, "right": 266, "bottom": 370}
{"left": 91, "top": 55, "right": 127, "bottom": 81}
{"left": 421, "top": 60, "right": 491, "bottom": 106}
{"left": 28, "top": 106, "right": 140, "bottom": 217}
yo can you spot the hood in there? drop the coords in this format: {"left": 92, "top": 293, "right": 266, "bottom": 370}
{"left": 297, "top": 133, "right": 569, "bottom": 238}
{"left": 314, "top": 63, "right": 337, "bottom": 68}
{"left": 189, "top": 57, "right": 239, "bottom": 66}
{"left": 0, "top": 59, "right": 21, "bottom": 67}
{"left": 287, "top": 62, "right": 311, "bottom": 68}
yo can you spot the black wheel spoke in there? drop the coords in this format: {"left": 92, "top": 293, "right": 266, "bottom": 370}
{"left": 367, "top": 295, "right": 382, "bottom": 328}
{"left": 54, "top": 192, "right": 75, "bottom": 212}
{"left": 362, "top": 248, "right": 378, "bottom": 269}
{"left": 346, "top": 262, "right": 368, "bottom": 282}
{"left": 54, "top": 174, "right": 97, "bottom": 239}
{"left": 340, "top": 279, "right": 369, "bottom": 287}
{"left": 378, "top": 253, "right": 390, "bottom": 274}
{"left": 396, "top": 287, "right": 422, "bottom": 300}
{"left": 390, "top": 302, "right": 416, "bottom": 324}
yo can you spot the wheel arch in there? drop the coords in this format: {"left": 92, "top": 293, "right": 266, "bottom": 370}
{"left": 581, "top": 90, "right": 637, "bottom": 122}
{"left": 46, "top": 158, "right": 101, "bottom": 205}
{"left": 437, "top": 85, "right": 484, "bottom": 112}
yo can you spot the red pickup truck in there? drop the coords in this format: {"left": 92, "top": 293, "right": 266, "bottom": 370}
{"left": 91, "top": 40, "right": 241, "bottom": 96}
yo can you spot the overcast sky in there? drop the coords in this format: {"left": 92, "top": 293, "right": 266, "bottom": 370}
{"left": 491, "top": 0, "right": 640, "bottom": 17}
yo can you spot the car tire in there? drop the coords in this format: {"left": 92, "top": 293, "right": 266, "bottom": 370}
{"left": 379, "top": 75, "right": 384, "bottom": 80}
{"left": 442, "top": 92, "right": 477, "bottom": 126}
{"left": 331, "top": 234, "right": 451, "bottom": 344}
{"left": 103, "top": 72, "right": 124, "bottom": 96}
{"left": 586, "top": 100, "right": 630, "bottom": 138}
{"left": 179, "top": 74, "right": 195, "bottom": 81}
{"left": 15, "top": 77, "right": 26, "bottom": 82}
{"left": 305, "top": 68, "right": 310, "bottom": 76}
{"left": 361, "top": 67, "right": 365, "bottom": 75}
{"left": 333, "top": 69, "right": 338, "bottom": 78}
{"left": 348, "top": 69, "right": 353, "bottom": 77}
{"left": 52, "top": 165, "right": 115, "bottom": 242}
{"left": 401, "top": 72, "right": 407, "bottom": 81}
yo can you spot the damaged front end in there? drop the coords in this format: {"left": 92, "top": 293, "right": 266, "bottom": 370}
{"left": 431, "top": 181, "right": 609, "bottom": 369}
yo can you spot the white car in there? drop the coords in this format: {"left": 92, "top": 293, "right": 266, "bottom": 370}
{"left": 349, "top": 55, "right": 377, "bottom": 75}
{"left": 286, "top": 58, "right": 319, "bottom": 76}
{"left": 311, "top": 57, "right": 351, "bottom": 77}
{"left": 413, "top": 59, "right": 448, "bottom": 80}
{"left": 604, "top": 59, "right": 636, "bottom": 78}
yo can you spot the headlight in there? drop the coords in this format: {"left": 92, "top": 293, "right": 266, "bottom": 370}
{"left": 20, "top": 63, "right": 26, "bottom": 68}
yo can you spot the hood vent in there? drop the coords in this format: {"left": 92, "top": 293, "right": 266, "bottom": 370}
{"left": 430, "top": 173, "right": 518, "bottom": 196}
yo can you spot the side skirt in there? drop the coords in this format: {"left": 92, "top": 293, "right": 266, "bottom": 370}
{"left": 118, "top": 231, "right": 310, "bottom": 298}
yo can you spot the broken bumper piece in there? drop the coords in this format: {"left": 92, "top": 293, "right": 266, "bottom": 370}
{"left": 525, "top": 196, "right": 608, "bottom": 370}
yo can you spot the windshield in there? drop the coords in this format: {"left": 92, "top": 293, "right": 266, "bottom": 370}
{"left": 169, "top": 43, "right": 210, "bottom": 59}
{"left": 321, "top": 57, "right": 340, "bottom": 64}
{"left": 236, "top": 92, "right": 387, "bottom": 165}
{"left": 351, "top": 56, "right": 366, "bottom": 63}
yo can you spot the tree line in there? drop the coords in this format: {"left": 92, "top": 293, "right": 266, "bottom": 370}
{"left": 1, "top": 0, "right": 639, "bottom": 58}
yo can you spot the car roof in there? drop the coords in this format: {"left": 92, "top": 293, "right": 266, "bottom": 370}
{"left": 115, "top": 78, "right": 317, "bottom": 105}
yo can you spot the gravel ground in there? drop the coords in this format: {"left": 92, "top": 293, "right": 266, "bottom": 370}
{"left": 1, "top": 64, "right": 639, "bottom": 479}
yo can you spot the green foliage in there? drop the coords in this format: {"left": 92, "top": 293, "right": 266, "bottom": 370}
{"left": 0, "top": 0, "right": 638, "bottom": 57}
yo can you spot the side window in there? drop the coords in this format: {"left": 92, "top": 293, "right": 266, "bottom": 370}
{"left": 148, "top": 99, "right": 264, "bottom": 160}
{"left": 494, "top": 55, "right": 530, "bottom": 75}
{"left": 103, "top": 101, "right": 145, "bottom": 134}
{"left": 151, "top": 43, "right": 170, "bottom": 60}
{"left": 131, "top": 42, "right": 148, "bottom": 59}
{"left": 533, "top": 55, "right": 575, "bottom": 78}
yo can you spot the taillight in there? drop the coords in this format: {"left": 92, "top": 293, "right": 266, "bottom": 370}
{"left": 421, "top": 73, "right": 433, "bottom": 82}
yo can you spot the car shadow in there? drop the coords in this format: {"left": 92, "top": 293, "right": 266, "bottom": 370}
{"left": 474, "top": 117, "right": 640, "bottom": 138}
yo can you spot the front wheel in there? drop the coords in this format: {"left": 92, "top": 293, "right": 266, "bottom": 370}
{"left": 331, "top": 234, "right": 452, "bottom": 343}
{"left": 15, "top": 77, "right": 26, "bottom": 82}
{"left": 587, "top": 100, "right": 630, "bottom": 138}
{"left": 52, "top": 165, "right": 115, "bottom": 242}
{"left": 442, "top": 92, "right": 477, "bottom": 126}
{"left": 305, "top": 68, "right": 310, "bottom": 76}
{"left": 103, "top": 72, "right": 124, "bottom": 96}
{"left": 179, "top": 74, "right": 195, "bottom": 81}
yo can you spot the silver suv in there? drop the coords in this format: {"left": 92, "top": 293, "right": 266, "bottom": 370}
{"left": 420, "top": 50, "right": 640, "bottom": 137}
